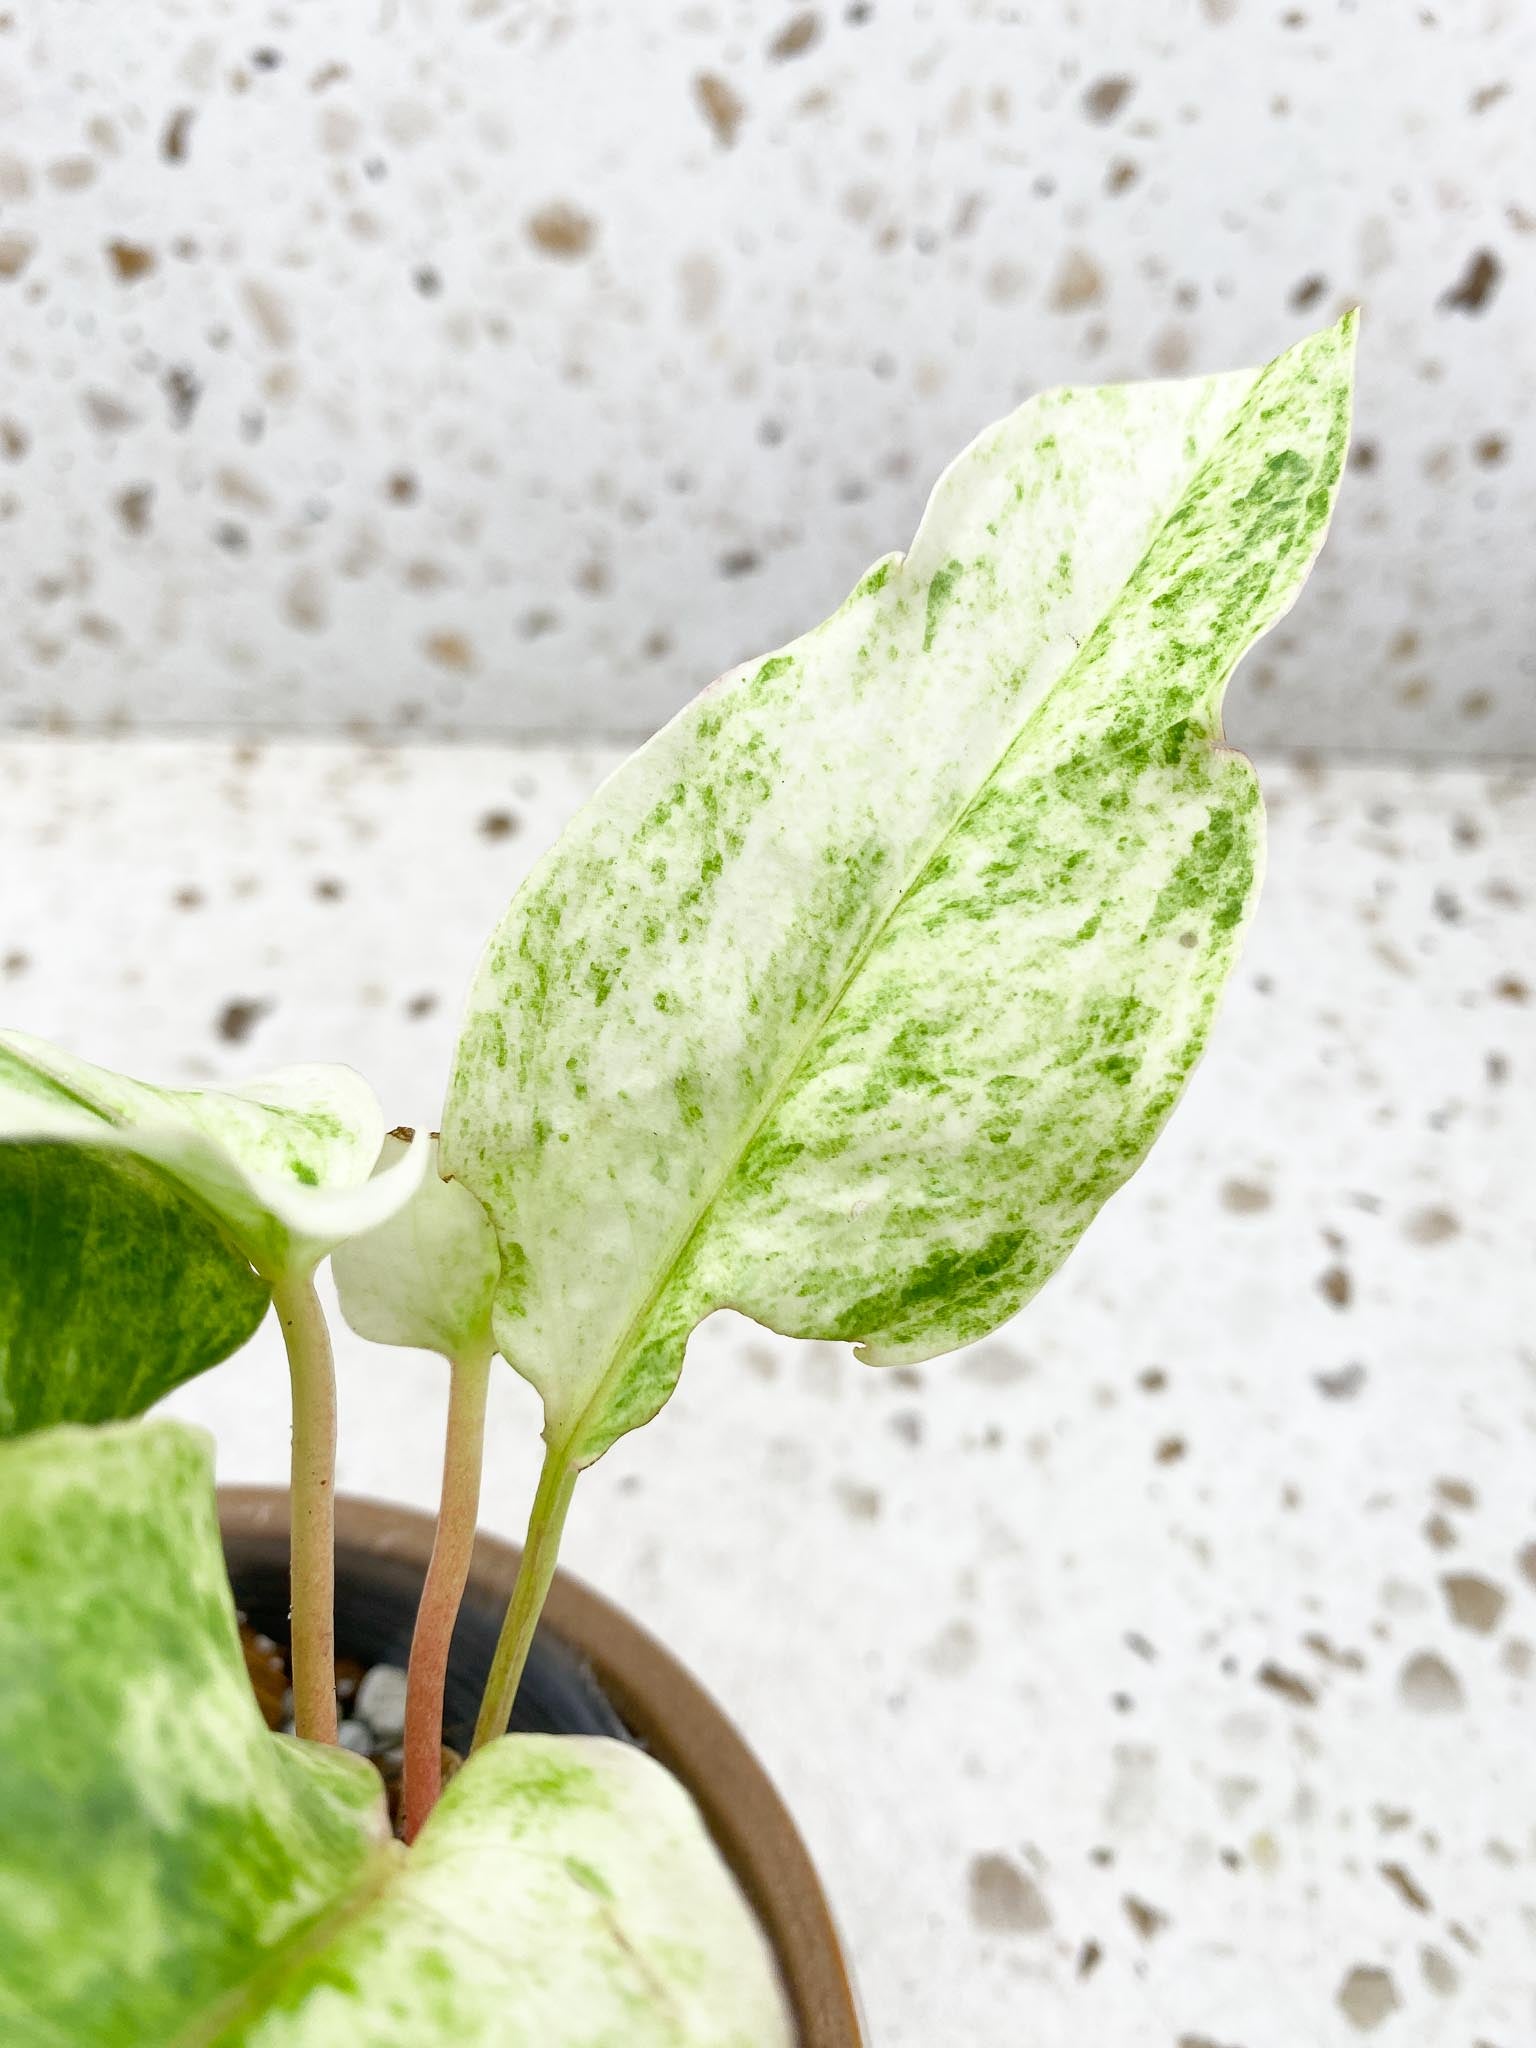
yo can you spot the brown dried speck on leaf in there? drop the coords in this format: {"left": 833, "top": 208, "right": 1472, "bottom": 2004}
{"left": 1440, "top": 248, "right": 1502, "bottom": 313}
{"left": 768, "top": 10, "right": 821, "bottom": 60}
{"left": 217, "top": 999, "right": 270, "bottom": 1045}
{"left": 479, "top": 810, "right": 520, "bottom": 842}
{"left": 527, "top": 202, "right": 596, "bottom": 260}
{"left": 694, "top": 72, "right": 745, "bottom": 147}
{"left": 968, "top": 1854, "right": 1050, "bottom": 1934}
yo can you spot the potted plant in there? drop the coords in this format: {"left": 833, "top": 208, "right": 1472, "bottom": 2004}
{"left": 0, "top": 314, "right": 1353, "bottom": 2044}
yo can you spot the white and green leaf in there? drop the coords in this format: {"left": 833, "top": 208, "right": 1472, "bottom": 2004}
{"left": 0, "top": 1419, "right": 387, "bottom": 2048}
{"left": 332, "top": 1133, "right": 499, "bottom": 1361}
{"left": 444, "top": 317, "right": 1355, "bottom": 1465}
{"left": 214, "top": 1736, "right": 791, "bottom": 2048}
{"left": 0, "top": 1420, "right": 791, "bottom": 2047}
{"left": 0, "top": 1033, "right": 426, "bottom": 1281}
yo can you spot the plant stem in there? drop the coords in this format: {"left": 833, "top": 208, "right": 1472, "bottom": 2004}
{"left": 471, "top": 1443, "right": 579, "bottom": 1753}
{"left": 272, "top": 1267, "right": 339, "bottom": 1746}
{"left": 402, "top": 1339, "right": 494, "bottom": 1843}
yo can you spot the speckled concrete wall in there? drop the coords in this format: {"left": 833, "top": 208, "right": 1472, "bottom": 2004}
{"left": 0, "top": 2, "right": 1530, "bottom": 750}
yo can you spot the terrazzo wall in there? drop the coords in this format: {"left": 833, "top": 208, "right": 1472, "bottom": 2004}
{"left": 0, "top": 1, "right": 1530, "bottom": 752}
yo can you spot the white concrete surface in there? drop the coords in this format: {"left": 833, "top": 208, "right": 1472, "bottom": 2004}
{"left": 0, "top": 2, "right": 1532, "bottom": 754}
{"left": 2, "top": 737, "right": 1534, "bottom": 2046}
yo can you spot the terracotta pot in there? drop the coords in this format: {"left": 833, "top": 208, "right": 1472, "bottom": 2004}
{"left": 219, "top": 1487, "right": 865, "bottom": 2048}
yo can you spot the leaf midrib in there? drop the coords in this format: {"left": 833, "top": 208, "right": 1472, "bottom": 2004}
{"left": 551, "top": 362, "right": 1263, "bottom": 1460}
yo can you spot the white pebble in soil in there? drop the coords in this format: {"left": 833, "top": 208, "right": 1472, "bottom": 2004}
{"left": 355, "top": 1664, "right": 409, "bottom": 1744}
{"left": 336, "top": 1718, "right": 375, "bottom": 1757}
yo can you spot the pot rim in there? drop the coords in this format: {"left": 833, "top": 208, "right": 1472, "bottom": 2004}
{"left": 218, "top": 1485, "right": 865, "bottom": 2048}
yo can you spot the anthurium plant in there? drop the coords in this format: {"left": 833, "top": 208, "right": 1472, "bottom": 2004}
{"left": 0, "top": 317, "right": 1353, "bottom": 2044}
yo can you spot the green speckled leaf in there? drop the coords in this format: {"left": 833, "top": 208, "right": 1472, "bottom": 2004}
{"left": 0, "top": 1144, "right": 270, "bottom": 1437}
{"left": 0, "top": 1422, "right": 790, "bottom": 2048}
{"left": 0, "top": 1033, "right": 426, "bottom": 1281}
{"left": 332, "top": 1134, "right": 499, "bottom": 1360}
{"left": 0, "top": 1419, "right": 388, "bottom": 2048}
{"left": 444, "top": 317, "right": 1354, "bottom": 1463}
{"left": 214, "top": 1737, "right": 791, "bottom": 2048}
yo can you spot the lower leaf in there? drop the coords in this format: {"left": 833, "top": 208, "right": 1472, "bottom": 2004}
{"left": 0, "top": 1420, "right": 790, "bottom": 2048}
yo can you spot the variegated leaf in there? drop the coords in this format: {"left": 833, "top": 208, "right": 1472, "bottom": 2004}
{"left": 0, "top": 1419, "right": 387, "bottom": 2047}
{"left": 332, "top": 1133, "right": 499, "bottom": 1361}
{"left": 0, "top": 1420, "right": 791, "bottom": 2048}
{"left": 444, "top": 317, "right": 1354, "bottom": 1464}
{"left": 0, "top": 1144, "right": 270, "bottom": 1436}
{"left": 213, "top": 1736, "right": 792, "bottom": 2048}
{"left": 0, "top": 1032, "right": 426, "bottom": 1281}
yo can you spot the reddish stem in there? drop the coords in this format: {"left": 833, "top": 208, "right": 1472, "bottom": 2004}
{"left": 402, "top": 1343, "right": 493, "bottom": 1843}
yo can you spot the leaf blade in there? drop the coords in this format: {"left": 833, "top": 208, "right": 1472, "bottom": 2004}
{"left": 0, "top": 1420, "right": 388, "bottom": 2047}
{"left": 0, "top": 1034, "right": 427, "bottom": 1278}
{"left": 331, "top": 1134, "right": 499, "bottom": 1361}
{"left": 444, "top": 318, "right": 1355, "bottom": 1461}
{"left": 0, "top": 1421, "right": 790, "bottom": 2048}
{"left": 0, "top": 1144, "right": 270, "bottom": 1437}
{"left": 210, "top": 1736, "right": 792, "bottom": 2047}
